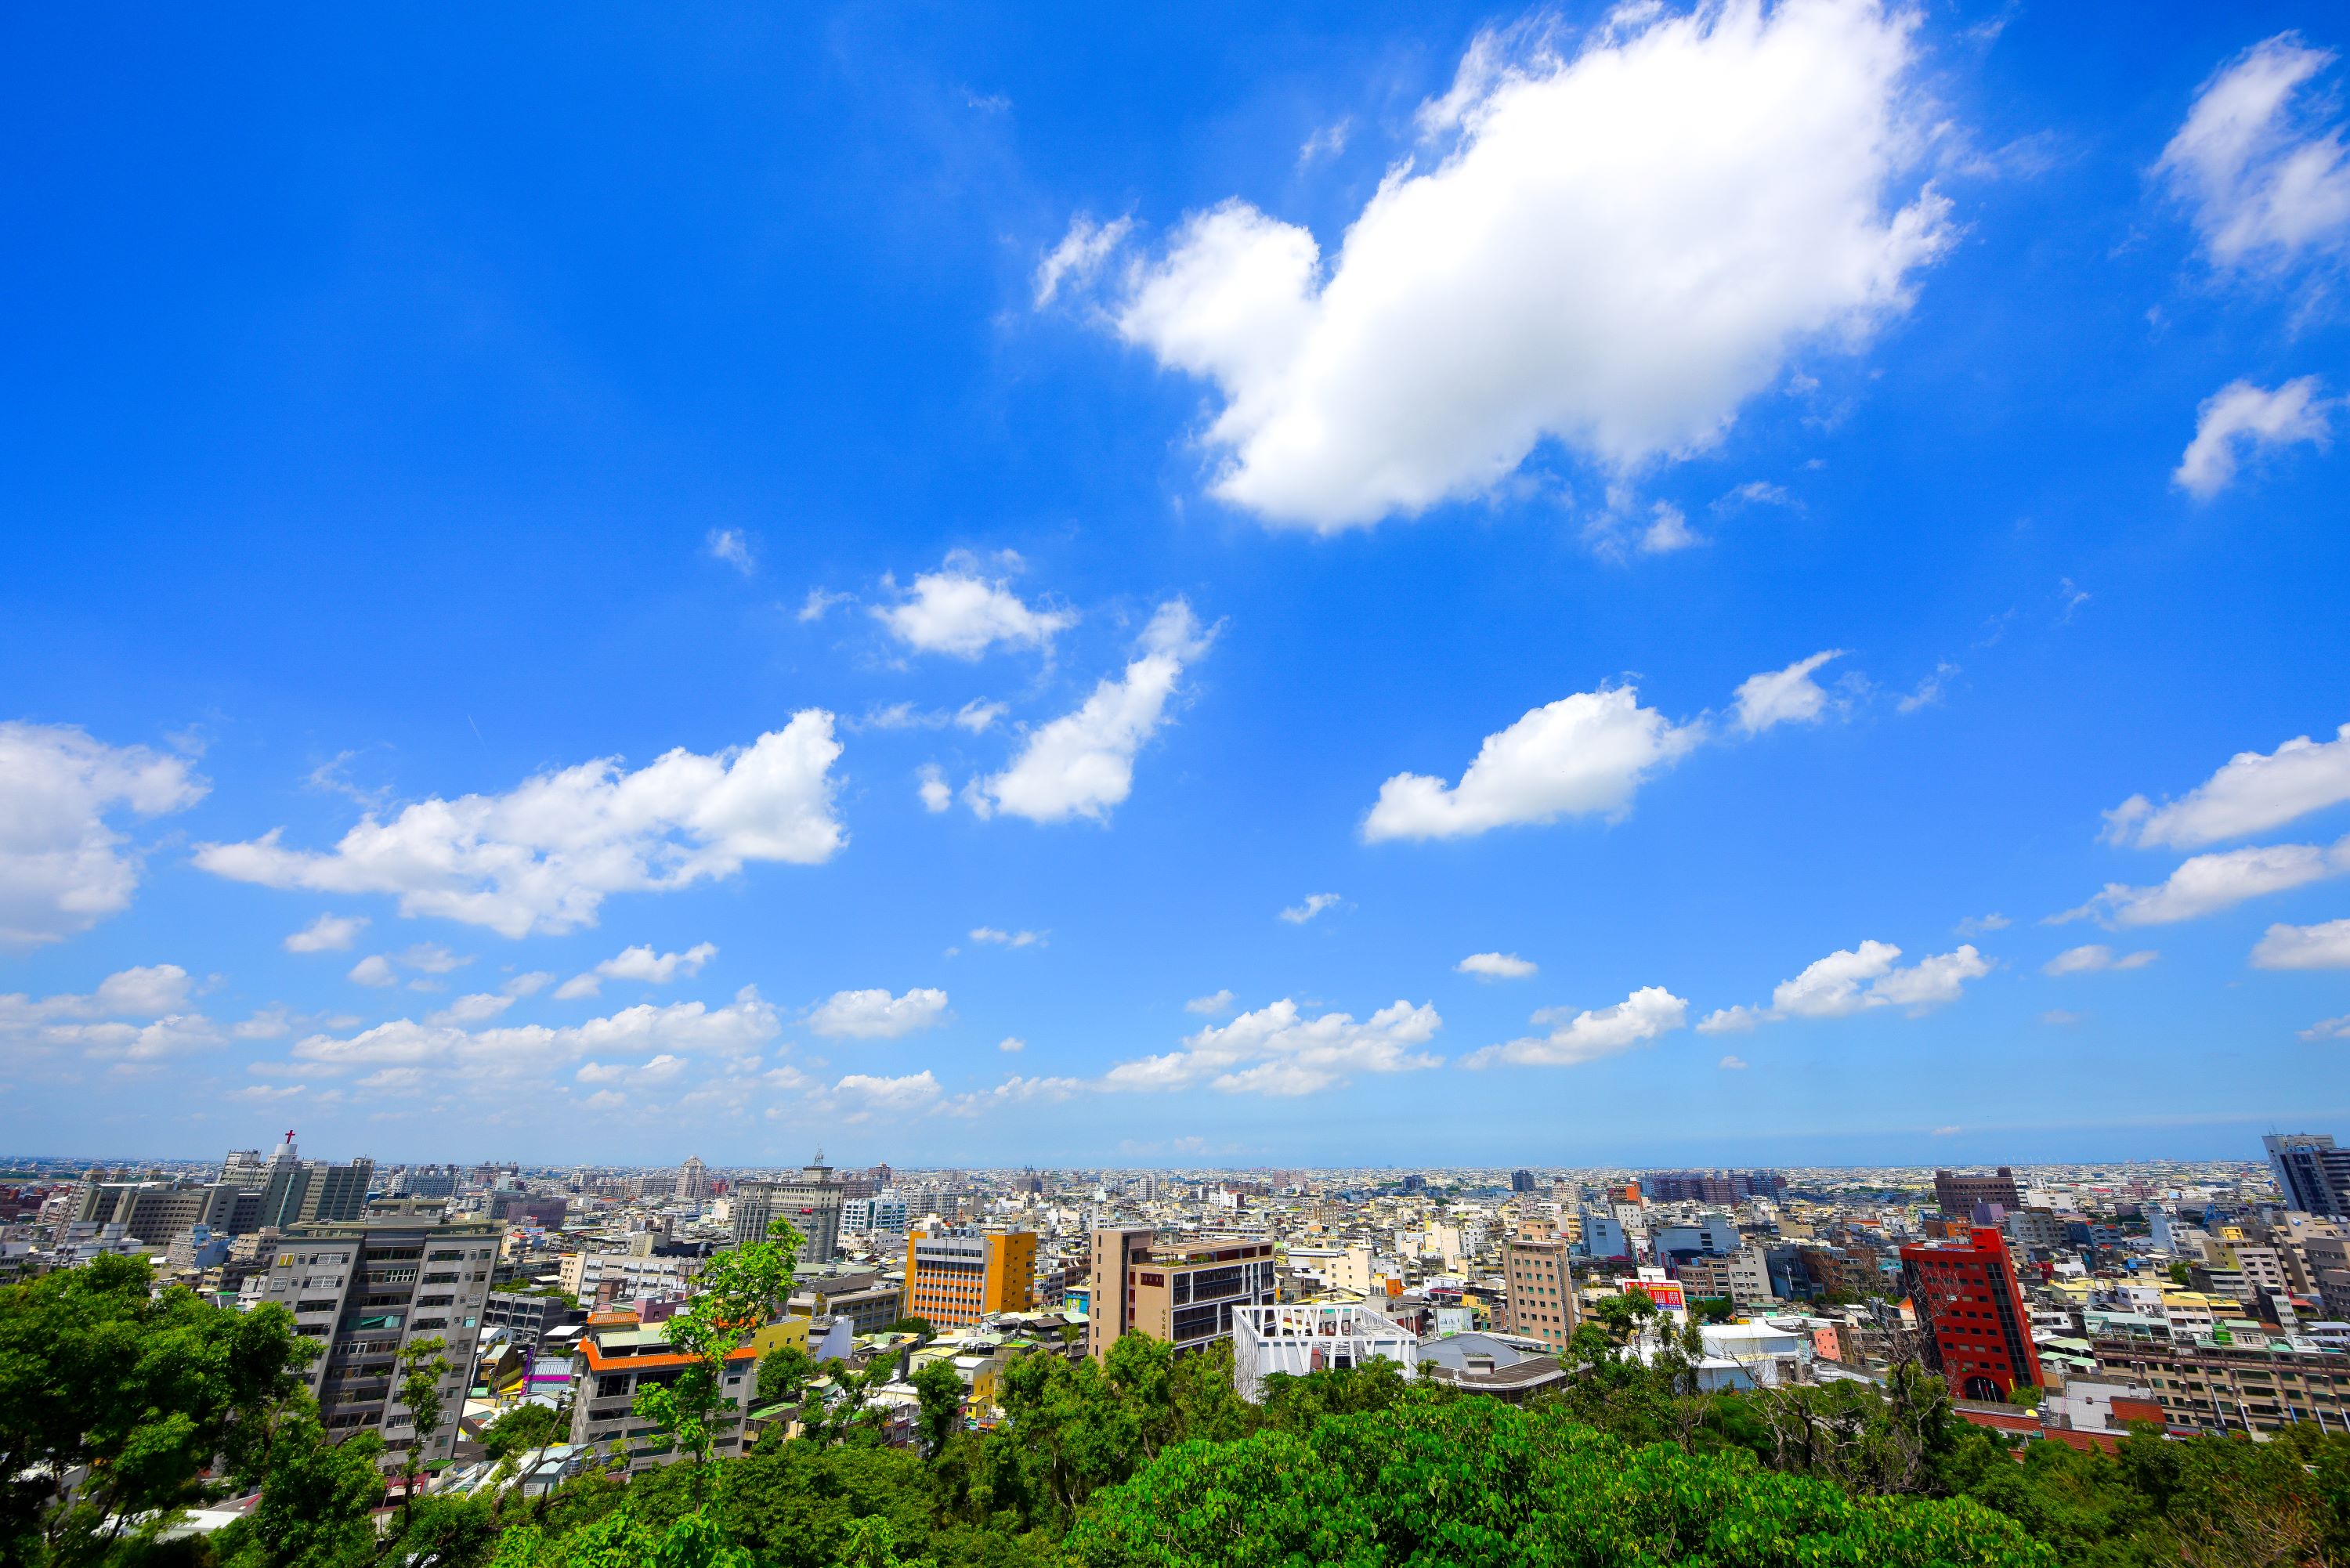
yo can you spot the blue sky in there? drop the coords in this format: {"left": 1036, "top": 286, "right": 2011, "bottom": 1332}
{"left": 4, "top": 0, "right": 2348, "bottom": 1168}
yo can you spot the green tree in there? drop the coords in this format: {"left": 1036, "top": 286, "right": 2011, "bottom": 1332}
{"left": 1067, "top": 1393, "right": 2056, "bottom": 1567}
{"left": 0, "top": 1254, "right": 312, "bottom": 1563}
{"left": 395, "top": 1335, "right": 452, "bottom": 1537}
{"left": 754, "top": 1344, "right": 815, "bottom": 1410}
{"left": 483, "top": 1401, "right": 569, "bottom": 1463}
{"left": 633, "top": 1222, "right": 802, "bottom": 1495}
{"left": 213, "top": 1408, "right": 385, "bottom": 1568}
{"left": 909, "top": 1361, "right": 965, "bottom": 1460}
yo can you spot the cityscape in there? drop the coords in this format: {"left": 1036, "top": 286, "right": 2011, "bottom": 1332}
{"left": 6, "top": 0, "right": 2350, "bottom": 1563}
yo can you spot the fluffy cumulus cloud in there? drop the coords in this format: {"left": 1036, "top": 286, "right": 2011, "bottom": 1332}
{"left": 0, "top": 723, "right": 208, "bottom": 947}
{"left": 194, "top": 714, "right": 844, "bottom": 937}
{"left": 1456, "top": 952, "right": 1538, "bottom": 980}
{"left": 0, "top": 963, "right": 223, "bottom": 1064}
{"left": 2104, "top": 722, "right": 2350, "bottom": 849}
{"left": 1102, "top": 998, "right": 1443, "bottom": 1097}
{"left": 555, "top": 941, "right": 718, "bottom": 999}
{"left": 831, "top": 1071, "right": 945, "bottom": 1118}
{"left": 969, "top": 602, "right": 1213, "bottom": 824}
{"left": 1697, "top": 939, "right": 1990, "bottom": 1029}
{"left": 2157, "top": 35, "right": 2350, "bottom": 273}
{"left": 1732, "top": 650, "right": 1847, "bottom": 735}
{"left": 1108, "top": 0, "right": 1948, "bottom": 529}
{"left": 269, "top": 987, "right": 780, "bottom": 1093}
{"left": 1462, "top": 985, "right": 1687, "bottom": 1068}
{"left": 2043, "top": 944, "right": 2158, "bottom": 976}
{"left": 2172, "top": 378, "right": 2334, "bottom": 499}
{"left": 2252, "top": 918, "right": 2350, "bottom": 970}
{"left": 873, "top": 555, "right": 1073, "bottom": 659}
{"left": 808, "top": 986, "right": 950, "bottom": 1039}
{"left": 1363, "top": 685, "right": 1701, "bottom": 842}
{"left": 284, "top": 913, "right": 367, "bottom": 953}
{"left": 2064, "top": 837, "right": 2350, "bottom": 927}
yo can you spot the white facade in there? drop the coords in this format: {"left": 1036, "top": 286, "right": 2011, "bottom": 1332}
{"left": 1231, "top": 1302, "right": 1419, "bottom": 1402}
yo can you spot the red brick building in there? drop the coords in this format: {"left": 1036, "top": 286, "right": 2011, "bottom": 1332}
{"left": 1899, "top": 1226, "right": 2042, "bottom": 1401}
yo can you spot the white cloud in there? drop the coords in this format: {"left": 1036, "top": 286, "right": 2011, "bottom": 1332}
{"left": 916, "top": 765, "right": 953, "bottom": 814}
{"left": 798, "top": 588, "right": 851, "bottom": 623}
{"left": 970, "top": 601, "right": 1213, "bottom": 824}
{"left": 2301, "top": 1011, "right": 2350, "bottom": 1040}
{"left": 0, "top": 723, "right": 208, "bottom": 948}
{"left": 1109, "top": 0, "right": 1949, "bottom": 529}
{"left": 1638, "top": 502, "right": 1702, "bottom": 554}
{"left": 347, "top": 942, "right": 469, "bottom": 990}
{"left": 2252, "top": 918, "right": 2350, "bottom": 970}
{"left": 955, "top": 700, "right": 1007, "bottom": 734}
{"left": 349, "top": 955, "right": 397, "bottom": 988}
{"left": 0, "top": 964, "right": 194, "bottom": 1025}
{"left": 808, "top": 986, "right": 950, "bottom": 1039}
{"left": 2157, "top": 35, "right": 2350, "bottom": 273}
{"left": 2040, "top": 1010, "right": 2084, "bottom": 1027}
{"left": 194, "top": 714, "right": 844, "bottom": 937}
{"left": 943, "top": 1073, "right": 1086, "bottom": 1116}
{"left": 1456, "top": 952, "right": 1538, "bottom": 980}
{"left": 1278, "top": 893, "right": 1340, "bottom": 925}
{"left": 1896, "top": 661, "right": 1958, "bottom": 714}
{"left": 427, "top": 992, "right": 516, "bottom": 1027}
{"left": 1700, "top": 939, "right": 1990, "bottom": 1028}
{"left": 873, "top": 556, "right": 1074, "bottom": 659}
{"left": 1102, "top": 998, "right": 1442, "bottom": 1097}
{"left": 2172, "top": 378, "right": 2333, "bottom": 499}
{"left": 705, "top": 529, "right": 756, "bottom": 576}
{"left": 1733, "top": 649, "right": 1847, "bottom": 735}
{"left": 970, "top": 927, "right": 1044, "bottom": 948}
{"left": 1362, "top": 685, "right": 1702, "bottom": 841}
{"left": 833, "top": 1071, "right": 944, "bottom": 1117}
{"left": 557, "top": 941, "right": 718, "bottom": 1000}
{"left": 1462, "top": 985, "right": 1687, "bottom": 1068}
{"left": 2043, "top": 944, "right": 2159, "bottom": 976}
{"left": 1033, "top": 215, "right": 1133, "bottom": 307}
{"left": 1298, "top": 117, "right": 1352, "bottom": 168}
{"left": 505, "top": 971, "right": 555, "bottom": 998}
{"left": 997, "top": 1035, "right": 1025, "bottom": 1053}
{"left": 2104, "top": 722, "right": 2350, "bottom": 849}
{"left": 1185, "top": 988, "right": 1236, "bottom": 1017}
{"left": 284, "top": 913, "right": 367, "bottom": 953}
{"left": 285, "top": 985, "right": 779, "bottom": 1082}
{"left": 1718, "top": 1054, "right": 1749, "bottom": 1069}
{"left": 1954, "top": 912, "right": 2009, "bottom": 937}
{"left": 2064, "top": 837, "right": 2350, "bottom": 927}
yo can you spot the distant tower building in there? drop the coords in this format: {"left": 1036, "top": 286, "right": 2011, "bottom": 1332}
{"left": 2265, "top": 1133, "right": 2350, "bottom": 1218}
{"left": 1510, "top": 1170, "right": 1537, "bottom": 1194}
{"left": 248, "top": 1133, "right": 374, "bottom": 1230}
{"left": 1932, "top": 1166, "right": 2022, "bottom": 1218}
{"left": 678, "top": 1156, "right": 712, "bottom": 1203}
{"left": 732, "top": 1153, "right": 844, "bottom": 1261}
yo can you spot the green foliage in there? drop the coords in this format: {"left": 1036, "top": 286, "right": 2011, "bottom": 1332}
{"left": 482, "top": 1402, "right": 570, "bottom": 1462}
{"left": 395, "top": 1335, "right": 451, "bottom": 1532}
{"left": 1692, "top": 1296, "right": 1738, "bottom": 1323}
{"left": 754, "top": 1344, "right": 815, "bottom": 1409}
{"left": 0, "top": 1254, "right": 313, "bottom": 1564}
{"left": 909, "top": 1362, "right": 964, "bottom": 1460}
{"left": 634, "top": 1222, "right": 802, "bottom": 1480}
{"left": 212, "top": 1409, "right": 385, "bottom": 1568}
{"left": 1066, "top": 1394, "right": 2057, "bottom": 1567}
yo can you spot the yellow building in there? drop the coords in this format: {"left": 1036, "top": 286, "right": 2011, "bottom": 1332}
{"left": 743, "top": 1315, "right": 811, "bottom": 1359}
{"left": 903, "top": 1228, "right": 1037, "bottom": 1328}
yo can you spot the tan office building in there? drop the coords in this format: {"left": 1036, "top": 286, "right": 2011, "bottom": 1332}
{"left": 1502, "top": 1221, "right": 1577, "bottom": 1351}
{"left": 1087, "top": 1228, "right": 1276, "bottom": 1360}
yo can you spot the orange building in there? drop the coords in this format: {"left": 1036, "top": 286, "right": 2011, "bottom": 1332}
{"left": 902, "top": 1227, "right": 1037, "bottom": 1328}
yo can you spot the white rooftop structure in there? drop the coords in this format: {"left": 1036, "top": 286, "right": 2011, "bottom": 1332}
{"left": 1231, "top": 1301, "right": 1418, "bottom": 1402}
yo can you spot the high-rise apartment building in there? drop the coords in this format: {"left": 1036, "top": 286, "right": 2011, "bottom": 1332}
{"left": 902, "top": 1228, "right": 1037, "bottom": 1327}
{"left": 255, "top": 1209, "right": 498, "bottom": 1468}
{"left": 676, "top": 1155, "right": 712, "bottom": 1203}
{"left": 1899, "top": 1226, "right": 2042, "bottom": 1401}
{"left": 730, "top": 1155, "right": 844, "bottom": 1262}
{"left": 1501, "top": 1221, "right": 1576, "bottom": 1353}
{"left": 1510, "top": 1170, "right": 1537, "bottom": 1194}
{"left": 1087, "top": 1229, "right": 1276, "bottom": 1360}
{"left": 2265, "top": 1133, "right": 2350, "bottom": 1218}
{"left": 1933, "top": 1166, "right": 2021, "bottom": 1218}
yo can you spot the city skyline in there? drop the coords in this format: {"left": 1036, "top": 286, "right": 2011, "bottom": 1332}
{"left": 5, "top": 1, "right": 2350, "bottom": 1165}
